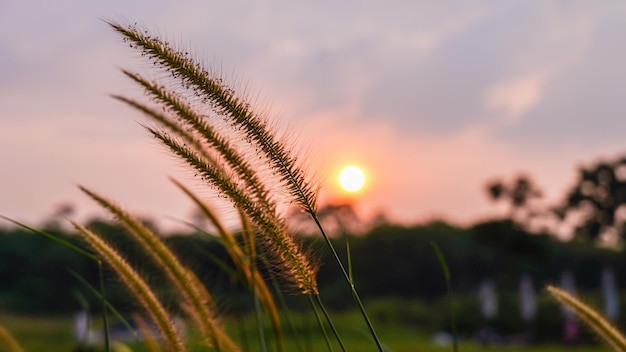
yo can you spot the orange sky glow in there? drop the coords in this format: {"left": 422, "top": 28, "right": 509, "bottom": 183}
{"left": 2, "top": 2, "right": 626, "bottom": 232}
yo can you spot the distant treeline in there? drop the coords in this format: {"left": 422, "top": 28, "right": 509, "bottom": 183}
{"left": 0, "top": 218, "right": 622, "bottom": 315}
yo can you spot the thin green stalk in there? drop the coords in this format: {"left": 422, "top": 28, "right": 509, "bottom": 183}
{"left": 240, "top": 206, "right": 283, "bottom": 351}
{"left": 70, "top": 270, "right": 138, "bottom": 343}
{"left": 431, "top": 242, "right": 458, "bottom": 352}
{"left": 311, "top": 214, "right": 384, "bottom": 351}
{"left": 304, "top": 311, "right": 313, "bottom": 352}
{"left": 80, "top": 187, "right": 237, "bottom": 351}
{"left": 313, "top": 294, "right": 346, "bottom": 352}
{"left": 109, "top": 21, "right": 382, "bottom": 350}
{"left": 245, "top": 218, "right": 268, "bottom": 352}
{"left": 260, "top": 256, "right": 305, "bottom": 352}
{"left": 0, "top": 216, "right": 110, "bottom": 351}
{"left": 252, "top": 278, "right": 268, "bottom": 352}
{"left": 0, "top": 216, "right": 97, "bottom": 261}
{"left": 346, "top": 238, "right": 353, "bottom": 283}
{"left": 307, "top": 295, "right": 334, "bottom": 352}
{"left": 74, "top": 223, "right": 186, "bottom": 352}
{"left": 98, "top": 262, "right": 111, "bottom": 352}
{"left": 235, "top": 313, "right": 250, "bottom": 352}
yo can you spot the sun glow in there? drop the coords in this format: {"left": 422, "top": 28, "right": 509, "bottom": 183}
{"left": 339, "top": 166, "right": 366, "bottom": 193}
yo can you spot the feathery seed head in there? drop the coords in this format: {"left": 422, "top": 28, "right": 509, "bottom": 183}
{"left": 73, "top": 222, "right": 187, "bottom": 352}
{"left": 109, "top": 21, "right": 318, "bottom": 213}
{"left": 111, "top": 21, "right": 319, "bottom": 296}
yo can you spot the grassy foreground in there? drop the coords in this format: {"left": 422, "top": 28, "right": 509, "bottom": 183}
{"left": 0, "top": 312, "right": 607, "bottom": 352}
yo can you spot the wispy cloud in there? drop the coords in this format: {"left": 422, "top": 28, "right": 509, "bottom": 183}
{"left": 2, "top": 1, "right": 626, "bottom": 228}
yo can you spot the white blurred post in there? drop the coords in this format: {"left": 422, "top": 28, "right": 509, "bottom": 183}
{"left": 519, "top": 274, "right": 536, "bottom": 322}
{"left": 602, "top": 266, "right": 619, "bottom": 321}
{"left": 560, "top": 270, "right": 579, "bottom": 344}
{"left": 479, "top": 279, "right": 498, "bottom": 319}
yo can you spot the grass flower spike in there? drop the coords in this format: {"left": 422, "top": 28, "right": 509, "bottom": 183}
{"left": 548, "top": 285, "right": 626, "bottom": 352}
{"left": 79, "top": 186, "right": 238, "bottom": 351}
{"left": 108, "top": 21, "right": 317, "bottom": 214}
{"left": 0, "top": 324, "right": 23, "bottom": 352}
{"left": 109, "top": 21, "right": 318, "bottom": 297}
{"left": 73, "top": 222, "right": 186, "bottom": 352}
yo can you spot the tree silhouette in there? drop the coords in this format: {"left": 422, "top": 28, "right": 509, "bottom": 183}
{"left": 289, "top": 203, "right": 366, "bottom": 235}
{"left": 485, "top": 174, "right": 543, "bottom": 225}
{"left": 557, "top": 157, "right": 626, "bottom": 242}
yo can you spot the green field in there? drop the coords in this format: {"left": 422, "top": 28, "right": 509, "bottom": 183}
{"left": 0, "top": 312, "right": 608, "bottom": 351}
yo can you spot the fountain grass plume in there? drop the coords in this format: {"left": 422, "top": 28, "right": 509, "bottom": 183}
{"left": 73, "top": 222, "right": 186, "bottom": 352}
{"left": 117, "top": 70, "right": 274, "bottom": 214}
{"left": 0, "top": 324, "right": 23, "bottom": 352}
{"left": 110, "top": 19, "right": 318, "bottom": 296}
{"left": 108, "top": 21, "right": 317, "bottom": 214}
{"left": 108, "top": 20, "right": 385, "bottom": 348}
{"left": 111, "top": 95, "right": 214, "bottom": 163}
{"left": 146, "top": 127, "right": 318, "bottom": 296}
{"left": 132, "top": 313, "right": 162, "bottom": 352}
{"left": 548, "top": 285, "right": 626, "bottom": 351}
{"left": 79, "top": 186, "right": 238, "bottom": 351}
{"left": 171, "top": 177, "right": 282, "bottom": 344}
{"left": 171, "top": 178, "right": 279, "bottom": 305}
{"left": 170, "top": 178, "right": 235, "bottom": 249}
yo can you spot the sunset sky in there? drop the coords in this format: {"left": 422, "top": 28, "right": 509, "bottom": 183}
{"left": 2, "top": 1, "right": 626, "bottom": 230}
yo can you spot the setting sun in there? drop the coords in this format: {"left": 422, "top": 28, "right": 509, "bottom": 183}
{"left": 339, "top": 166, "right": 366, "bottom": 193}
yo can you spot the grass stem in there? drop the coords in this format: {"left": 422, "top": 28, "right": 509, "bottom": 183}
{"left": 310, "top": 213, "right": 384, "bottom": 351}
{"left": 98, "top": 262, "right": 111, "bottom": 352}
{"left": 313, "top": 294, "right": 346, "bottom": 352}
{"left": 307, "top": 295, "right": 334, "bottom": 352}
{"left": 431, "top": 242, "right": 458, "bottom": 352}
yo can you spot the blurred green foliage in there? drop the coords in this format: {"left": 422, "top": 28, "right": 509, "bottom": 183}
{"left": 1, "top": 217, "right": 623, "bottom": 343}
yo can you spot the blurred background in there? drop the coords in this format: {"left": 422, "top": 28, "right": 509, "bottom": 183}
{"left": 2, "top": 1, "right": 626, "bottom": 350}
{"left": 3, "top": 1, "right": 626, "bottom": 230}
